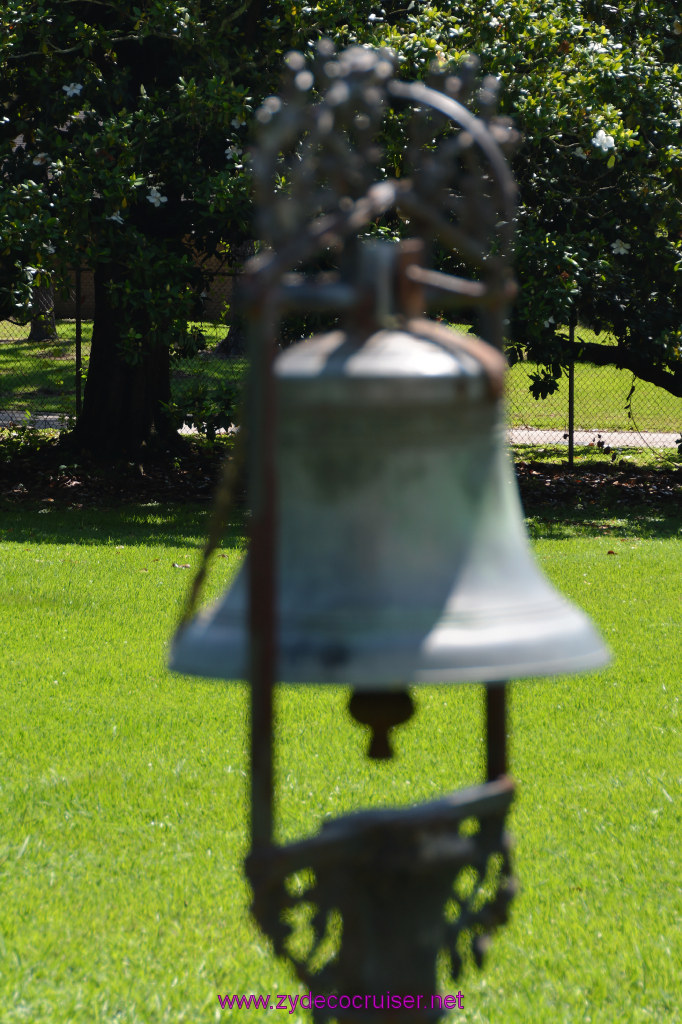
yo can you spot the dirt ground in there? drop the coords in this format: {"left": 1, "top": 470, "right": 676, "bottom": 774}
{"left": 1, "top": 433, "right": 680, "bottom": 526}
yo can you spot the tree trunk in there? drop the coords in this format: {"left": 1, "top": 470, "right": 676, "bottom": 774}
{"left": 71, "top": 264, "right": 173, "bottom": 457}
{"left": 28, "top": 282, "right": 57, "bottom": 341}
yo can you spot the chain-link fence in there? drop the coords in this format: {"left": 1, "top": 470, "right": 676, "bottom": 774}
{"left": 0, "top": 267, "right": 243, "bottom": 436}
{"left": 2, "top": 269, "right": 680, "bottom": 462}
{"left": 506, "top": 358, "right": 681, "bottom": 464}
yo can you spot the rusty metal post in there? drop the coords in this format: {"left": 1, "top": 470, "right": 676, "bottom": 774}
{"left": 235, "top": 50, "right": 523, "bottom": 1023}
{"left": 246, "top": 285, "right": 279, "bottom": 853}
{"left": 486, "top": 684, "right": 507, "bottom": 781}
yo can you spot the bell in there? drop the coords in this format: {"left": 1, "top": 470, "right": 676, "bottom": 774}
{"left": 170, "top": 243, "right": 608, "bottom": 689}
{"left": 171, "top": 58, "right": 610, "bottom": 1016}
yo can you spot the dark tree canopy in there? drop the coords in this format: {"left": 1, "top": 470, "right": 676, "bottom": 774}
{"left": 1, "top": 1, "right": 680, "bottom": 456}
{"left": 1, "top": 1, "right": 261, "bottom": 452}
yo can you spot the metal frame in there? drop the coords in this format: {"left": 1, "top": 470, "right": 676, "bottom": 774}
{"left": 240, "top": 44, "right": 519, "bottom": 1019}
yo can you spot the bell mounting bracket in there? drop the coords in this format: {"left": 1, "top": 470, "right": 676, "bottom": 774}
{"left": 240, "top": 42, "right": 520, "bottom": 1020}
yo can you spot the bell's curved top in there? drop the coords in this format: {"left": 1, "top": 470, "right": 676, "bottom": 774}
{"left": 275, "top": 318, "right": 506, "bottom": 401}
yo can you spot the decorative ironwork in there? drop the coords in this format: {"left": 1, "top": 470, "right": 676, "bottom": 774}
{"left": 247, "top": 41, "right": 519, "bottom": 350}
{"left": 248, "top": 778, "right": 516, "bottom": 1023}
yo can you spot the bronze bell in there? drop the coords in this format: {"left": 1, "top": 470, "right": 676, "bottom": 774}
{"left": 170, "top": 239, "right": 608, "bottom": 689}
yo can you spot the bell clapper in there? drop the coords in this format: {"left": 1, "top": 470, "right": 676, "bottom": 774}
{"left": 348, "top": 690, "right": 415, "bottom": 759}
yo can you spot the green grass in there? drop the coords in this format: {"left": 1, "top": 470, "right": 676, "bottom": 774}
{"left": 502, "top": 325, "right": 681, "bottom": 435}
{"left": 0, "top": 503, "right": 680, "bottom": 1022}
{"left": 2, "top": 320, "right": 680, "bottom": 442}
{"left": 506, "top": 358, "right": 681, "bottom": 435}
{"left": 0, "top": 321, "right": 93, "bottom": 419}
{"left": 0, "top": 320, "right": 245, "bottom": 424}
{"left": 512, "top": 443, "right": 681, "bottom": 471}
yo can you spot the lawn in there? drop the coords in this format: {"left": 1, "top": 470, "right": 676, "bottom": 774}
{"left": 0, "top": 320, "right": 245, "bottom": 429}
{"left": 0, "top": 321, "right": 93, "bottom": 421}
{"left": 504, "top": 325, "right": 681, "bottom": 436}
{"left": 1, "top": 320, "right": 680, "bottom": 442}
{"left": 1, "top": 499, "right": 680, "bottom": 1023}
{"left": 506, "top": 358, "right": 681, "bottom": 435}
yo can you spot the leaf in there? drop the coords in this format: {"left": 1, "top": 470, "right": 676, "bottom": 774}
{"left": 172, "top": 562, "right": 191, "bottom": 568}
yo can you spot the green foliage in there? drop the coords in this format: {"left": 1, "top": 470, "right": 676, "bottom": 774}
{"left": 348, "top": 0, "right": 681, "bottom": 394}
{"left": 0, "top": 422, "right": 51, "bottom": 461}
{"left": 528, "top": 365, "right": 562, "bottom": 401}
{"left": 0, "top": 1, "right": 254, "bottom": 350}
{"left": 165, "top": 375, "right": 240, "bottom": 440}
{"left": 274, "top": 1, "right": 682, "bottom": 395}
{"left": 2, "top": 0, "right": 682, "bottom": 419}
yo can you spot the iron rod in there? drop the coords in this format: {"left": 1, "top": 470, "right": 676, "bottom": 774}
{"left": 280, "top": 276, "right": 357, "bottom": 311}
{"left": 247, "top": 295, "right": 278, "bottom": 853}
{"left": 567, "top": 312, "right": 576, "bottom": 467}
{"left": 485, "top": 683, "right": 507, "bottom": 781}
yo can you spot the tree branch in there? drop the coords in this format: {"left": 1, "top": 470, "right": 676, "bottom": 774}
{"left": 6, "top": 32, "right": 182, "bottom": 61}
{"left": 571, "top": 339, "right": 682, "bottom": 398}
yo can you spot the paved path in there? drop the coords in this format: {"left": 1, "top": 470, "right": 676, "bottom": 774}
{"left": 507, "top": 426, "right": 679, "bottom": 449}
{"left": 1, "top": 410, "right": 679, "bottom": 449}
{"left": 0, "top": 411, "right": 69, "bottom": 429}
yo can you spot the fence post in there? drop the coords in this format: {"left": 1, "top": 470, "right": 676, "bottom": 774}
{"left": 75, "top": 267, "right": 82, "bottom": 420}
{"left": 567, "top": 312, "right": 576, "bottom": 467}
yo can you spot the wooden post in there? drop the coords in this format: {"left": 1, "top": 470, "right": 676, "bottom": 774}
{"left": 485, "top": 683, "right": 507, "bottom": 781}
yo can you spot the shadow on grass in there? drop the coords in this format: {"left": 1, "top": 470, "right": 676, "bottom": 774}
{"left": 0, "top": 502, "right": 247, "bottom": 549}
{"left": 515, "top": 455, "right": 681, "bottom": 540}
{"left": 524, "top": 509, "right": 681, "bottom": 541}
{"left": 1, "top": 497, "right": 678, "bottom": 549}
{"left": 513, "top": 443, "right": 681, "bottom": 472}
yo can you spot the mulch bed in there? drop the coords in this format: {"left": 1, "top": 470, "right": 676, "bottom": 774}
{"left": 1, "top": 434, "right": 680, "bottom": 518}
{"left": 1, "top": 436, "right": 228, "bottom": 509}
{"left": 515, "top": 459, "right": 681, "bottom": 518}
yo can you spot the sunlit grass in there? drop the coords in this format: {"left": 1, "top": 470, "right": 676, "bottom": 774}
{"left": 0, "top": 322, "right": 92, "bottom": 418}
{"left": 512, "top": 442, "right": 681, "bottom": 471}
{"left": 0, "top": 321, "right": 244, "bottom": 423}
{"left": 506, "top": 356, "right": 681, "bottom": 435}
{"left": 502, "top": 324, "right": 681, "bottom": 434}
{"left": 1, "top": 320, "right": 680, "bottom": 442}
{"left": 0, "top": 504, "right": 680, "bottom": 1022}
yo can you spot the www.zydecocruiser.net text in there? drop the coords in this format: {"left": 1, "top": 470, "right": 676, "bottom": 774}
{"left": 217, "top": 991, "right": 465, "bottom": 1013}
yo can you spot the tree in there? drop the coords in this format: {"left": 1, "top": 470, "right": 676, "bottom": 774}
{"left": 2, "top": 1, "right": 680, "bottom": 461}
{"left": 1, "top": 1, "right": 256, "bottom": 454}
{"left": 366, "top": 0, "right": 682, "bottom": 397}
{"left": 0, "top": 0, "right": 401, "bottom": 456}
{"left": 28, "top": 282, "right": 57, "bottom": 342}
{"left": 275, "top": 1, "right": 682, "bottom": 398}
